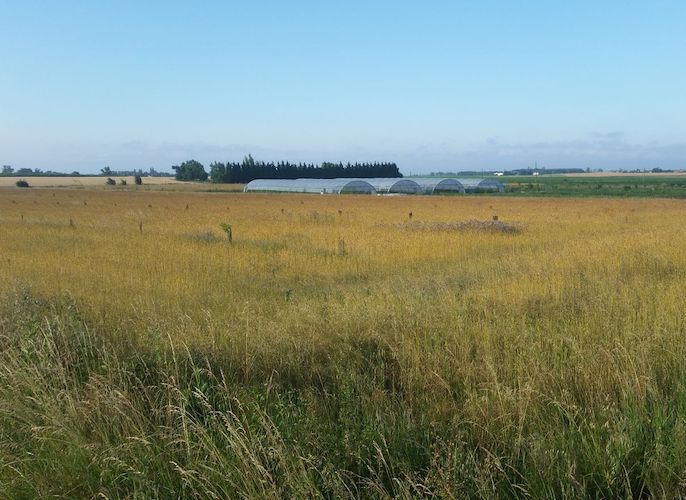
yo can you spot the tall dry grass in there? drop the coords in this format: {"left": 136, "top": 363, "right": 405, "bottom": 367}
{"left": 1, "top": 189, "right": 686, "bottom": 497}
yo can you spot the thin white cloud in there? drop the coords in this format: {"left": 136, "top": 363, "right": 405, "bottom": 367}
{"left": 2, "top": 135, "right": 685, "bottom": 174}
{"left": 403, "top": 134, "right": 686, "bottom": 172}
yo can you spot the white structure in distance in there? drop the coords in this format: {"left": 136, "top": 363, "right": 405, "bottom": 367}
{"left": 243, "top": 178, "right": 505, "bottom": 195}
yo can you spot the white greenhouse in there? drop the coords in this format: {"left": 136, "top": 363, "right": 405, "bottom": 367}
{"left": 364, "top": 178, "right": 423, "bottom": 194}
{"left": 413, "top": 178, "right": 466, "bottom": 194}
{"left": 243, "top": 177, "right": 505, "bottom": 195}
{"left": 456, "top": 178, "right": 506, "bottom": 193}
{"left": 244, "top": 178, "right": 377, "bottom": 194}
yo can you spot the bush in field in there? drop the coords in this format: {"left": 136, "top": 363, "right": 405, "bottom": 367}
{"left": 134, "top": 175, "right": 142, "bottom": 185}
{"left": 15, "top": 179, "right": 29, "bottom": 188}
{"left": 105, "top": 177, "right": 116, "bottom": 185}
{"left": 119, "top": 179, "right": 127, "bottom": 186}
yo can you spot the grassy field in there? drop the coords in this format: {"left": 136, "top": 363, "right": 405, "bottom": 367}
{"left": 0, "top": 175, "right": 181, "bottom": 187}
{"left": 5, "top": 173, "right": 686, "bottom": 198}
{"left": 0, "top": 175, "right": 244, "bottom": 191}
{"left": 1, "top": 187, "right": 686, "bottom": 497}
{"left": 500, "top": 174, "right": 686, "bottom": 198}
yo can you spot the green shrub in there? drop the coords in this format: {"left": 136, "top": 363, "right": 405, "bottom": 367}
{"left": 219, "top": 223, "right": 233, "bottom": 243}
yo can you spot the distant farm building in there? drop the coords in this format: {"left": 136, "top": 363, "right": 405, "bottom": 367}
{"left": 364, "top": 178, "right": 423, "bottom": 194}
{"left": 413, "top": 178, "right": 465, "bottom": 194}
{"left": 243, "top": 178, "right": 504, "bottom": 195}
{"left": 457, "top": 178, "right": 506, "bottom": 193}
{"left": 244, "top": 178, "right": 376, "bottom": 194}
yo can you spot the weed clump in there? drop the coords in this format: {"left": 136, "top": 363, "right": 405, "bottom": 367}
{"left": 219, "top": 223, "right": 232, "bottom": 243}
{"left": 397, "top": 219, "right": 521, "bottom": 234}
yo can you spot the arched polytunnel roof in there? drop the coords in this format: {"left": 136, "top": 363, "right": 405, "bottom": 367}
{"left": 244, "top": 178, "right": 376, "bottom": 194}
{"left": 364, "top": 178, "right": 422, "bottom": 194}
{"left": 456, "top": 178, "right": 505, "bottom": 193}
{"left": 413, "top": 178, "right": 465, "bottom": 194}
{"left": 243, "top": 179, "right": 298, "bottom": 193}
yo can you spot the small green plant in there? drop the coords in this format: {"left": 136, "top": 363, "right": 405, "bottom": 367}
{"left": 105, "top": 177, "right": 116, "bottom": 185}
{"left": 119, "top": 179, "right": 127, "bottom": 186}
{"left": 134, "top": 175, "right": 142, "bottom": 185}
{"left": 219, "top": 223, "right": 232, "bottom": 243}
{"left": 15, "top": 179, "right": 29, "bottom": 188}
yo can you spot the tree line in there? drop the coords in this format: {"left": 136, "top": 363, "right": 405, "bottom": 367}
{"left": 1, "top": 165, "right": 174, "bottom": 177}
{"left": 1, "top": 166, "right": 79, "bottom": 177}
{"left": 172, "top": 155, "right": 401, "bottom": 183}
{"left": 101, "top": 166, "right": 172, "bottom": 177}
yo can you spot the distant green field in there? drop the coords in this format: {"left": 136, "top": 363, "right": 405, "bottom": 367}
{"left": 498, "top": 175, "right": 686, "bottom": 198}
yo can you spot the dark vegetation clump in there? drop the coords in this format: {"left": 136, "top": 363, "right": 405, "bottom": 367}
{"left": 105, "top": 177, "right": 116, "bottom": 186}
{"left": 206, "top": 153, "right": 402, "bottom": 183}
{"left": 398, "top": 219, "right": 521, "bottom": 234}
{"left": 15, "top": 179, "right": 29, "bottom": 188}
{"left": 219, "top": 223, "right": 232, "bottom": 243}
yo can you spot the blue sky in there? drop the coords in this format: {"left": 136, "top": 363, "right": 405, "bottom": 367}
{"left": 1, "top": 1, "right": 685, "bottom": 174}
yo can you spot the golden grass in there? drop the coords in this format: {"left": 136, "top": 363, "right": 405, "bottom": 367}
{"left": 3, "top": 188, "right": 685, "bottom": 397}
{"left": 2, "top": 188, "right": 686, "bottom": 495}
{"left": 0, "top": 175, "right": 183, "bottom": 187}
{"left": 2, "top": 189, "right": 685, "bottom": 346}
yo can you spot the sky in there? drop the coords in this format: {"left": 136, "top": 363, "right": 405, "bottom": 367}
{"left": 1, "top": 1, "right": 685, "bottom": 174}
